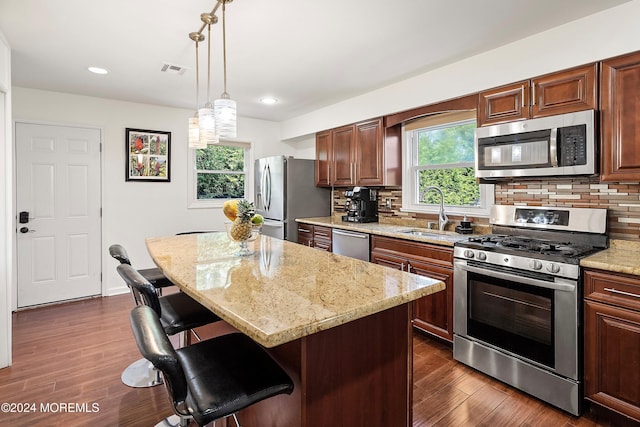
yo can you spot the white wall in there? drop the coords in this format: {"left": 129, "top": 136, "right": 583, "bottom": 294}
{"left": 280, "top": 0, "right": 640, "bottom": 140}
{"left": 12, "top": 87, "right": 297, "bottom": 296}
{"left": 0, "top": 31, "right": 11, "bottom": 367}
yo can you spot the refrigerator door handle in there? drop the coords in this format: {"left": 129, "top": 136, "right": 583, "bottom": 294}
{"left": 262, "top": 219, "right": 284, "bottom": 228}
{"left": 259, "top": 163, "right": 267, "bottom": 211}
{"left": 265, "top": 164, "right": 272, "bottom": 211}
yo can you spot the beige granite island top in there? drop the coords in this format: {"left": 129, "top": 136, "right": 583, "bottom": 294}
{"left": 296, "top": 216, "right": 472, "bottom": 246}
{"left": 146, "top": 232, "right": 445, "bottom": 348}
{"left": 581, "top": 239, "right": 640, "bottom": 276}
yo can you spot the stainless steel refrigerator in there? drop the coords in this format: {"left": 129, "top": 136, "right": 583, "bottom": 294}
{"left": 255, "top": 156, "right": 331, "bottom": 242}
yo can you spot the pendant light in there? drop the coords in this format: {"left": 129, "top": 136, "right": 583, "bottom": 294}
{"left": 214, "top": 0, "right": 237, "bottom": 138}
{"left": 198, "top": 13, "right": 219, "bottom": 145}
{"left": 189, "top": 32, "right": 206, "bottom": 149}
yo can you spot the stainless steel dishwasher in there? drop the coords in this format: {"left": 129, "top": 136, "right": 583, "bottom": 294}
{"left": 332, "top": 229, "right": 370, "bottom": 261}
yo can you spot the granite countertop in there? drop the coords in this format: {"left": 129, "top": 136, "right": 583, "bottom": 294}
{"left": 581, "top": 239, "right": 640, "bottom": 276}
{"left": 296, "top": 217, "right": 473, "bottom": 247}
{"left": 146, "top": 232, "right": 445, "bottom": 348}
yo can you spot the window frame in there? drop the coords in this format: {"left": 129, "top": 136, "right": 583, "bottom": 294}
{"left": 401, "top": 116, "right": 494, "bottom": 218}
{"left": 187, "top": 140, "right": 253, "bottom": 209}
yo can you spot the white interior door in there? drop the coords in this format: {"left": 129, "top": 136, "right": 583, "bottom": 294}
{"left": 16, "top": 122, "right": 101, "bottom": 308}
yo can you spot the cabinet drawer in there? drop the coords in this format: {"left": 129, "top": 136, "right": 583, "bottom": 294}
{"left": 313, "top": 225, "right": 332, "bottom": 240}
{"left": 314, "top": 238, "right": 332, "bottom": 252}
{"left": 297, "top": 225, "right": 314, "bottom": 246}
{"left": 371, "top": 235, "right": 453, "bottom": 266}
{"left": 584, "top": 269, "right": 640, "bottom": 312}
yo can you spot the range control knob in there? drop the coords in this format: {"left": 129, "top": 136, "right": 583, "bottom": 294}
{"left": 546, "top": 263, "right": 561, "bottom": 274}
{"left": 529, "top": 260, "right": 543, "bottom": 270}
{"left": 463, "top": 250, "right": 475, "bottom": 259}
{"left": 477, "top": 252, "right": 487, "bottom": 261}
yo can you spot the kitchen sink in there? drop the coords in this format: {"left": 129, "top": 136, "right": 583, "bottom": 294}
{"left": 398, "top": 229, "right": 442, "bottom": 236}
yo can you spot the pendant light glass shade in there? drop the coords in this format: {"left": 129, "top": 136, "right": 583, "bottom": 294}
{"left": 188, "top": 115, "right": 206, "bottom": 149}
{"left": 198, "top": 103, "right": 218, "bottom": 145}
{"left": 214, "top": 96, "right": 236, "bottom": 138}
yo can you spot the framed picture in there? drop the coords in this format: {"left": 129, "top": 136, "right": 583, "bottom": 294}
{"left": 125, "top": 128, "right": 171, "bottom": 182}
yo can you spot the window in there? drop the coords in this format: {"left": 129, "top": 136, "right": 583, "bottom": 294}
{"left": 188, "top": 140, "right": 251, "bottom": 208}
{"left": 402, "top": 111, "right": 493, "bottom": 217}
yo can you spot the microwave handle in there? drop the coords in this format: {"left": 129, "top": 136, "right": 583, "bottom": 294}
{"left": 549, "top": 128, "right": 558, "bottom": 167}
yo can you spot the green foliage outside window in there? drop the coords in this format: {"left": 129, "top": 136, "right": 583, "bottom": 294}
{"left": 415, "top": 120, "right": 479, "bottom": 207}
{"left": 419, "top": 168, "right": 479, "bottom": 206}
{"left": 196, "top": 145, "right": 246, "bottom": 200}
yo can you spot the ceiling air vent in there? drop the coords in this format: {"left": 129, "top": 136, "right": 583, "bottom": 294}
{"left": 160, "top": 63, "right": 188, "bottom": 75}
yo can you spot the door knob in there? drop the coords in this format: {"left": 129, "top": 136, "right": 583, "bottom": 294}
{"left": 19, "top": 227, "right": 35, "bottom": 233}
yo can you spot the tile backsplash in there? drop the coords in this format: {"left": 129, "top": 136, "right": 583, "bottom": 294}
{"left": 332, "top": 177, "right": 640, "bottom": 240}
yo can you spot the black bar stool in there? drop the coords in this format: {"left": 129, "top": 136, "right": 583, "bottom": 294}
{"left": 109, "top": 244, "right": 174, "bottom": 388}
{"left": 130, "top": 305, "right": 294, "bottom": 427}
{"left": 109, "top": 244, "right": 174, "bottom": 294}
{"left": 116, "top": 263, "right": 221, "bottom": 337}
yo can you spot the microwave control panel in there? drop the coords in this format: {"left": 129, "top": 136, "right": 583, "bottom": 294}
{"left": 558, "top": 124, "right": 587, "bottom": 166}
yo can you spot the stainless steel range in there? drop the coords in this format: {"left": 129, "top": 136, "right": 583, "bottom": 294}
{"left": 453, "top": 205, "right": 608, "bottom": 416}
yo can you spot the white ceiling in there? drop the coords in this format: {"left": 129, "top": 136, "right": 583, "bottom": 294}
{"left": 0, "top": 0, "right": 632, "bottom": 122}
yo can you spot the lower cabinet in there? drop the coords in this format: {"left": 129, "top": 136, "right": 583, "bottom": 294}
{"left": 297, "top": 224, "right": 332, "bottom": 252}
{"left": 584, "top": 269, "right": 640, "bottom": 423}
{"left": 371, "top": 235, "right": 454, "bottom": 342}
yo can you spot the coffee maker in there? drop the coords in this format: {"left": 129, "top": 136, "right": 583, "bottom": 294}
{"left": 342, "top": 187, "right": 378, "bottom": 223}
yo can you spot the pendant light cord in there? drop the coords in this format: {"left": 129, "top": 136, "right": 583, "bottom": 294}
{"left": 195, "top": 39, "right": 200, "bottom": 110}
{"left": 222, "top": 1, "right": 228, "bottom": 97}
{"left": 206, "top": 22, "right": 212, "bottom": 104}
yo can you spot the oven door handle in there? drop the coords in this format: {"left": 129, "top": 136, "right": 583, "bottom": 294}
{"left": 455, "top": 261, "right": 576, "bottom": 292}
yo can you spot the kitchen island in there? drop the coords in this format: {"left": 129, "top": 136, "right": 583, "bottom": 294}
{"left": 146, "top": 232, "right": 445, "bottom": 427}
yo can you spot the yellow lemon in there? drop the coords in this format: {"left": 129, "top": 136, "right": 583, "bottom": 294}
{"left": 222, "top": 199, "right": 239, "bottom": 221}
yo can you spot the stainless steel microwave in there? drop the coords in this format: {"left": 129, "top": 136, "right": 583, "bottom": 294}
{"left": 474, "top": 109, "right": 595, "bottom": 179}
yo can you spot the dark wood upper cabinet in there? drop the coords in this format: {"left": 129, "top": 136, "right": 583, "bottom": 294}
{"left": 331, "top": 125, "right": 357, "bottom": 186}
{"left": 315, "top": 130, "right": 332, "bottom": 187}
{"left": 355, "top": 119, "right": 384, "bottom": 186}
{"left": 478, "top": 63, "right": 597, "bottom": 126}
{"left": 315, "top": 117, "right": 401, "bottom": 187}
{"left": 600, "top": 51, "right": 640, "bottom": 182}
{"left": 478, "top": 80, "right": 530, "bottom": 126}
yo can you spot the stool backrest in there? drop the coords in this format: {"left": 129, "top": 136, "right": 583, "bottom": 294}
{"left": 109, "top": 244, "right": 132, "bottom": 265}
{"left": 129, "top": 305, "right": 189, "bottom": 415}
{"left": 117, "top": 264, "right": 162, "bottom": 315}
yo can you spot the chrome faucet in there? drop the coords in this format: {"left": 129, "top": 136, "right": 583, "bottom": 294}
{"left": 420, "top": 186, "right": 449, "bottom": 231}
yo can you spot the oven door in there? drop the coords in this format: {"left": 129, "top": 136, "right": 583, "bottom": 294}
{"left": 453, "top": 260, "right": 579, "bottom": 380}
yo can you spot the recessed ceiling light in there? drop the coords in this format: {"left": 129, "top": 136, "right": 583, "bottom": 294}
{"left": 88, "top": 66, "right": 109, "bottom": 75}
{"left": 260, "top": 97, "right": 278, "bottom": 105}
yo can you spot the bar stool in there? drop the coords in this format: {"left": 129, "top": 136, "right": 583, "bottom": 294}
{"left": 130, "top": 305, "right": 294, "bottom": 427}
{"left": 116, "top": 263, "right": 221, "bottom": 337}
{"left": 113, "top": 260, "right": 221, "bottom": 389}
{"left": 109, "top": 244, "right": 174, "bottom": 295}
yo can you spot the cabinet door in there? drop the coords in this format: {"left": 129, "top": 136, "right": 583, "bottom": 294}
{"left": 601, "top": 51, "right": 640, "bottom": 182}
{"left": 409, "top": 260, "right": 453, "bottom": 342}
{"left": 370, "top": 251, "right": 407, "bottom": 271}
{"left": 531, "top": 63, "right": 597, "bottom": 118}
{"left": 315, "top": 131, "right": 332, "bottom": 187}
{"left": 355, "top": 118, "right": 384, "bottom": 186}
{"left": 478, "top": 81, "right": 530, "bottom": 126}
{"left": 297, "top": 225, "right": 314, "bottom": 247}
{"left": 584, "top": 300, "right": 640, "bottom": 422}
{"left": 331, "top": 125, "right": 356, "bottom": 186}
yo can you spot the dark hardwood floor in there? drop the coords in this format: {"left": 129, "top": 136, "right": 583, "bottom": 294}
{"left": 0, "top": 295, "right": 634, "bottom": 426}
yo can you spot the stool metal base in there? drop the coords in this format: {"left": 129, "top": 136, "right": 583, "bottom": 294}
{"left": 155, "top": 415, "right": 189, "bottom": 427}
{"left": 121, "top": 357, "right": 163, "bottom": 388}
